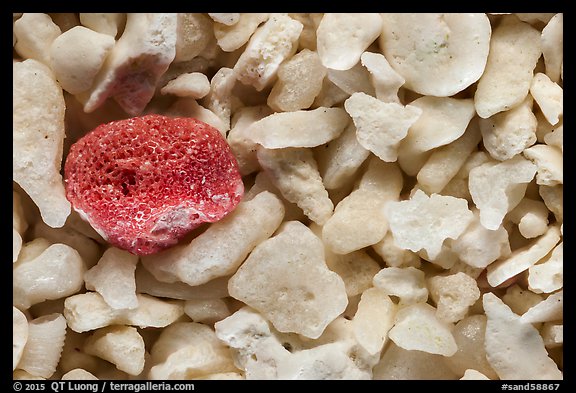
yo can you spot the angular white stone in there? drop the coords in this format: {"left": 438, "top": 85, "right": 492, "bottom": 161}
{"left": 479, "top": 96, "right": 537, "bottom": 161}
{"left": 541, "top": 13, "right": 563, "bottom": 83}
{"left": 204, "top": 67, "right": 236, "bottom": 132}
{"left": 345, "top": 92, "right": 422, "bottom": 162}
{"left": 64, "top": 292, "right": 183, "bottom": 333}
{"left": 352, "top": 288, "right": 396, "bottom": 355}
{"left": 84, "top": 13, "right": 177, "bottom": 115}
{"left": 246, "top": 107, "right": 349, "bottom": 148}
{"left": 326, "top": 62, "right": 375, "bottom": 96}
{"left": 233, "top": 14, "right": 303, "bottom": 91}
{"left": 487, "top": 225, "right": 561, "bottom": 287}
{"left": 469, "top": 155, "right": 537, "bottom": 230}
{"left": 84, "top": 326, "right": 145, "bottom": 376}
{"left": 317, "top": 13, "right": 382, "bottom": 70}
{"left": 267, "top": 49, "right": 327, "bottom": 112}
{"left": 528, "top": 243, "right": 563, "bottom": 293}
{"left": 257, "top": 148, "right": 333, "bottom": 225}
{"left": 13, "top": 243, "right": 85, "bottom": 310}
{"left": 141, "top": 191, "right": 285, "bottom": 286}
{"left": 174, "top": 13, "right": 212, "bottom": 63}
{"left": 229, "top": 221, "right": 348, "bottom": 339}
{"left": 539, "top": 185, "right": 563, "bottom": 223}
{"left": 402, "top": 96, "right": 476, "bottom": 154}
{"left": 215, "top": 307, "right": 286, "bottom": 375}
{"left": 13, "top": 59, "right": 70, "bottom": 228}
{"left": 276, "top": 341, "right": 370, "bottom": 379}
{"left": 520, "top": 291, "right": 563, "bottom": 324}
{"left": 323, "top": 157, "right": 403, "bottom": 254}
{"left": 483, "top": 293, "right": 562, "bottom": 379}
{"left": 322, "top": 189, "right": 388, "bottom": 255}
{"left": 428, "top": 272, "right": 480, "bottom": 323}
{"left": 360, "top": 51, "right": 405, "bottom": 103}
{"left": 214, "top": 13, "right": 269, "bottom": 52}
{"left": 475, "top": 15, "right": 542, "bottom": 118}
{"left": 530, "top": 73, "right": 563, "bottom": 126}
{"left": 316, "top": 122, "right": 370, "bottom": 190}
{"left": 84, "top": 247, "right": 139, "bottom": 310}
{"left": 523, "top": 144, "right": 563, "bottom": 186}
{"left": 372, "top": 267, "right": 428, "bottom": 306}
{"left": 441, "top": 151, "right": 491, "bottom": 200}
{"left": 14, "top": 13, "right": 61, "bottom": 65}
{"left": 417, "top": 119, "right": 482, "bottom": 194}
{"left": 385, "top": 190, "right": 473, "bottom": 259}
{"left": 160, "top": 72, "right": 211, "bottom": 98}
{"left": 388, "top": 303, "right": 457, "bottom": 356}
{"left": 452, "top": 210, "right": 511, "bottom": 269}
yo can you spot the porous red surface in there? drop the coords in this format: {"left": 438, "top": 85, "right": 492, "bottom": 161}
{"left": 64, "top": 115, "right": 244, "bottom": 255}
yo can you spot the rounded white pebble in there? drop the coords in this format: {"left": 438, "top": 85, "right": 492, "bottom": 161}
{"left": 50, "top": 26, "right": 115, "bottom": 94}
{"left": 388, "top": 303, "right": 457, "bottom": 356}
{"left": 160, "top": 72, "right": 211, "bottom": 99}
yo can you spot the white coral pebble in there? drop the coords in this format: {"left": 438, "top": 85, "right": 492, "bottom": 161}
{"left": 483, "top": 293, "right": 562, "bottom": 380}
{"left": 228, "top": 221, "right": 348, "bottom": 339}
{"left": 385, "top": 189, "right": 473, "bottom": 259}
{"left": 84, "top": 13, "right": 177, "bottom": 115}
{"left": 50, "top": 26, "right": 115, "bottom": 94}
{"left": 388, "top": 303, "right": 457, "bottom": 357}
{"left": 316, "top": 13, "right": 382, "bottom": 71}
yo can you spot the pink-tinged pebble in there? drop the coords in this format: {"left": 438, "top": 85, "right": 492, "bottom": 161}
{"left": 64, "top": 114, "right": 244, "bottom": 255}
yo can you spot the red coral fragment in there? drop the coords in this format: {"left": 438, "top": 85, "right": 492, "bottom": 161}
{"left": 64, "top": 114, "right": 244, "bottom": 255}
